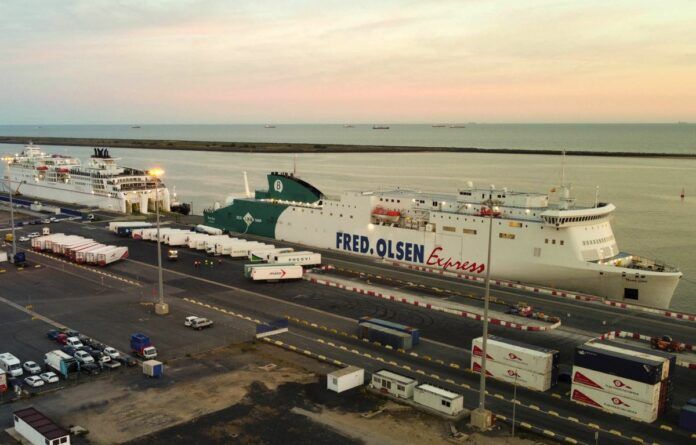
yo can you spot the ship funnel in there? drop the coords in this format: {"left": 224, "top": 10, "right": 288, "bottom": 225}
{"left": 244, "top": 171, "right": 251, "bottom": 198}
{"left": 466, "top": 181, "right": 474, "bottom": 188}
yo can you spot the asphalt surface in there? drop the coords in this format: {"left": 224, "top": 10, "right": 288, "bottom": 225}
{"left": 2, "top": 218, "right": 695, "bottom": 444}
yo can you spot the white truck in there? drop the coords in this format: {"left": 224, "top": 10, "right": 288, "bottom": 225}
{"left": 0, "top": 353, "right": 23, "bottom": 377}
{"left": 269, "top": 251, "right": 321, "bottom": 267}
{"left": 44, "top": 350, "right": 79, "bottom": 378}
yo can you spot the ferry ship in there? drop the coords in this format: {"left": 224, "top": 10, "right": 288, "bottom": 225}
{"left": 2, "top": 144, "right": 170, "bottom": 214}
{"left": 204, "top": 172, "right": 682, "bottom": 309}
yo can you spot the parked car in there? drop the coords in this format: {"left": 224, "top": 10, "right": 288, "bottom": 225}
{"left": 60, "top": 329, "right": 80, "bottom": 338}
{"left": 190, "top": 317, "right": 214, "bottom": 330}
{"left": 27, "top": 232, "right": 40, "bottom": 238}
{"left": 24, "top": 375, "right": 45, "bottom": 388}
{"left": 39, "top": 372, "right": 59, "bottom": 383}
{"left": 56, "top": 333, "right": 69, "bottom": 345}
{"left": 66, "top": 337, "right": 84, "bottom": 349}
{"left": 23, "top": 361, "right": 42, "bottom": 375}
{"left": 73, "top": 350, "right": 94, "bottom": 365}
{"left": 46, "top": 330, "right": 61, "bottom": 341}
{"left": 80, "top": 363, "right": 101, "bottom": 375}
{"left": 19, "top": 236, "right": 29, "bottom": 242}
{"left": 651, "top": 335, "right": 686, "bottom": 353}
{"left": 103, "top": 347, "right": 120, "bottom": 359}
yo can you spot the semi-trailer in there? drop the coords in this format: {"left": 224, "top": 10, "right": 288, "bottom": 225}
{"left": 574, "top": 343, "right": 668, "bottom": 385}
{"left": 117, "top": 225, "right": 153, "bottom": 237}
{"left": 165, "top": 231, "right": 193, "bottom": 246}
{"left": 65, "top": 241, "right": 100, "bottom": 260}
{"left": 359, "top": 321, "right": 413, "bottom": 350}
{"left": 269, "top": 251, "right": 321, "bottom": 266}
{"left": 249, "top": 247, "right": 294, "bottom": 262}
{"left": 56, "top": 238, "right": 91, "bottom": 256}
{"left": 195, "top": 224, "right": 223, "bottom": 235}
{"left": 359, "top": 317, "right": 420, "bottom": 345}
{"left": 108, "top": 221, "right": 152, "bottom": 233}
{"left": 186, "top": 233, "right": 209, "bottom": 249}
{"left": 229, "top": 241, "right": 268, "bottom": 258}
{"left": 472, "top": 336, "right": 559, "bottom": 375}
{"left": 75, "top": 244, "right": 107, "bottom": 263}
{"left": 206, "top": 237, "right": 242, "bottom": 256}
{"left": 96, "top": 246, "right": 129, "bottom": 266}
{"left": 571, "top": 384, "right": 659, "bottom": 423}
{"left": 48, "top": 235, "right": 84, "bottom": 253}
{"left": 248, "top": 264, "right": 303, "bottom": 281}
{"left": 31, "top": 233, "right": 64, "bottom": 251}
{"left": 571, "top": 365, "right": 663, "bottom": 405}
{"left": 588, "top": 341, "right": 675, "bottom": 379}
{"left": 471, "top": 356, "right": 554, "bottom": 391}
{"left": 86, "top": 245, "right": 119, "bottom": 264}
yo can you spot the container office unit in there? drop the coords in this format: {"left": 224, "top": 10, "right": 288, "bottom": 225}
{"left": 327, "top": 366, "right": 364, "bottom": 393}
{"left": 413, "top": 384, "right": 464, "bottom": 416}
{"left": 13, "top": 407, "right": 71, "bottom": 445}
{"left": 370, "top": 370, "right": 417, "bottom": 399}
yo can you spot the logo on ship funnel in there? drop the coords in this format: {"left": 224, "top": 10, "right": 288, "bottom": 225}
{"left": 243, "top": 212, "right": 255, "bottom": 232}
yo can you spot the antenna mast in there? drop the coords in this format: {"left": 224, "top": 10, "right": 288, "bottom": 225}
{"left": 293, "top": 153, "right": 297, "bottom": 176}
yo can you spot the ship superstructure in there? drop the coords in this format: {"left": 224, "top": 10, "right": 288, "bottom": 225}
{"left": 204, "top": 172, "right": 682, "bottom": 309}
{"left": 2, "top": 144, "right": 170, "bottom": 214}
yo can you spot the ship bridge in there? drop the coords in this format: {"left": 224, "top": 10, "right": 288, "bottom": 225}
{"left": 540, "top": 203, "right": 615, "bottom": 227}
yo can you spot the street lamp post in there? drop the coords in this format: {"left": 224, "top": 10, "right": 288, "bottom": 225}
{"left": 2, "top": 158, "right": 17, "bottom": 261}
{"left": 471, "top": 188, "right": 496, "bottom": 430}
{"left": 149, "top": 168, "right": 169, "bottom": 315}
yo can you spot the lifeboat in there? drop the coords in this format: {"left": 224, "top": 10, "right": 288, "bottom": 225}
{"left": 57, "top": 167, "right": 70, "bottom": 173}
{"left": 36, "top": 166, "right": 48, "bottom": 171}
{"left": 372, "top": 206, "right": 401, "bottom": 223}
{"left": 477, "top": 207, "right": 501, "bottom": 217}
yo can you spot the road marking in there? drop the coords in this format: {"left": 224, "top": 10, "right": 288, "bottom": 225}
{"left": 609, "top": 429, "right": 622, "bottom": 436}
{"left": 528, "top": 404, "right": 540, "bottom": 411}
{"left": 567, "top": 417, "right": 579, "bottom": 423}
{"left": 520, "top": 422, "right": 532, "bottom": 429}
{"left": 548, "top": 410, "right": 559, "bottom": 416}
{"left": 588, "top": 423, "right": 600, "bottom": 429}
{"left": 543, "top": 430, "right": 555, "bottom": 437}
{"left": 631, "top": 436, "right": 644, "bottom": 443}
{"left": 564, "top": 438, "right": 578, "bottom": 444}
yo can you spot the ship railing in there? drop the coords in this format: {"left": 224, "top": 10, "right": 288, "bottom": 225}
{"left": 627, "top": 255, "right": 678, "bottom": 273}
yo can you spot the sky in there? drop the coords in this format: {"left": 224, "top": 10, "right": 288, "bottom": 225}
{"left": 1, "top": 0, "right": 695, "bottom": 124}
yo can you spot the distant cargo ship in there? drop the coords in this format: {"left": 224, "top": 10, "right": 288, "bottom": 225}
{"left": 2, "top": 144, "right": 170, "bottom": 214}
{"left": 204, "top": 172, "right": 682, "bottom": 308}
{"left": 372, "top": 125, "right": 390, "bottom": 130}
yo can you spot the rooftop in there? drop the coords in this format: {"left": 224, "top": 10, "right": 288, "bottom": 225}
{"left": 14, "top": 407, "right": 69, "bottom": 440}
{"left": 417, "top": 383, "right": 461, "bottom": 400}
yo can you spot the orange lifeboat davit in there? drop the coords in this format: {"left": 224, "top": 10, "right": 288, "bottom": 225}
{"left": 372, "top": 206, "right": 401, "bottom": 223}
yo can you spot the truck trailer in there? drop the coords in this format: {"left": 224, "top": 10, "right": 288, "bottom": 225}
{"left": 269, "top": 251, "right": 321, "bottom": 267}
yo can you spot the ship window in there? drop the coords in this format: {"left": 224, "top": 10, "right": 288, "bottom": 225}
{"left": 560, "top": 240, "right": 564, "bottom": 245}
{"left": 545, "top": 239, "right": 548, "bottom": 244}
{"left": 499, "top": 233, "right": 515, "bottom": 240}
{"left": 624, "top": 288, "right": 639, "bottom": 300}
{"left": 433, "top": 201, "right": 437, "bottom": 206}
{"left": 533, "top": 247, "right": 541, "bottom": 257}
{"left": 508, "top": 221, "right": 522, "bottom": 228}
{"left": 443, "top": 226, "right": 456, "bottom": 232}
{"left": 463, "top": 228, "right": 477, "bottom": 235}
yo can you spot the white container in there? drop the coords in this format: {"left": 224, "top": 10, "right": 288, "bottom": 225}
{"left": 0, "top": 251, "right": 7, "bottom": 262}
{"left": 570, "top": 384, "right": 658, "bottom": 423}
{"left": 186, "top": 233, "right": 208, "bottom": 248}
{"left": 49, "top": 235, "right": 84, "bottom": 253}
{"left": 572, "top": 365, "right": 661, "bottom": 405}
{"left": 58, "top": 239, "right": 93, "bottom": 256}
{"left": 166, "top": 231, "right": 191, "bottom": 246}
{"left": 370, "top": 369, "right": 417, "bottom": 399}
{"left": 201, "top": 235, "right": 228, "bottom": 251}
{"left": 471, "top": 356, "right": 552, "bottom": 391}
{"left": 270, "top": 251, "right": 321, "bottom": 266}
{"left": 327, "top": 366, "right": 364, "bottom": 393}
{"left": 249, "top": 247, "right": 293, "bottom": 262}
{"left": 97, "top": 246, "right": 129, "bottom": 266}
{"left": 67, "top": 242, "right": 100, "bottom": 260}
{"left": 414, "top": 384, "right": 464, "bottom": 415}
{"left": 250, "top": 265, "right": 303, "bottom": 281}
{"left": 471, "top": 336, "right": 555, "bottom": 374}
{"left": 86, "top": 245, "right": 117, "bottom": 264}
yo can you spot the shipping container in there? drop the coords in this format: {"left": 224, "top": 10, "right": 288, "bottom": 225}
{"left": 31, "top": 233, "right": 64, "bottom": 251}
{"left": 199, "top": 235, "right": 229, "bottom": 251}
{"left": 109, "top": 221, "right": 152, "bottom": 232}
{"left": 185, "top": 233, "right": 208, "bottom": 248}
{"left": 270, "top": 251, "right": 321, "bottom": 266}
{"left": 370, "top": 369, "right": 417, "bottom": 399}
{"left": 571, "top": 365, "right": 661, "bottom": 405}
{"left": 471, "top": 356, "right": 553, "bottom": 391}
{"left": 359, "top": 322, "right": 413, "bottom": 350}
{"left": 229, "top": 242, "right": 268, "bottom": 258}
{"left": 56, "top": 239, "right": 92, "bottom": 256}
{"left": 86, "top": 245, "right": 118, "bottom": 264}
{"left": 66, "top": 242, "right": 100, "bottom": 261}
{"left": 131, "top": 228, "right": 157, "bottom": 240}
{"left": 472, "top": 336, "right": 559, "bottom": 375}
{"left": 570, "top": 384, "right": 658, "bottom": 423}
{"left": 143, "top": 360, "right": 164, "bottom": 378}
{"left": 414, "top": 384, "right": 465, "bottom": 416}
{"left": 195, "top": 224, "right": 223, "bottom": 235}
{"left": 590, "top": 341, "right": 676, "bottom": 379}
{"left": 679, "top": 404, "right": 696, "bottom": 432}
{"left": 359, "top": 317, "right": 420, "bottom": 345}
{"left": 96, "top": 246, "right": 129, "bottom": 266}
{"left": 164, "top": 231, "right": 192, "bottom": 246}
{"left": 162, "top": 230, "right": 188, "bottom": 244}
{"left": 327, "top": 366, "right": 364, "bottom": 393}
{"left": 249, "top": 265, "right": 303, "bottom": 281}
{"left": 574, "top": 343, "right": 666, "bottom": 385}
{"left": 50, "top": 235, "right": 84, "bottom": 253}
{"left": 244, "top": 262, "right": 295, "bottom": 277}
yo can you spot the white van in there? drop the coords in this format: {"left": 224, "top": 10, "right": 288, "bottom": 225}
{"left": 0, "top": 353, "right": 23, "bottom": 377}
